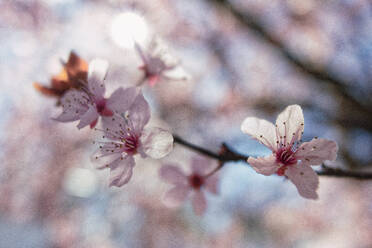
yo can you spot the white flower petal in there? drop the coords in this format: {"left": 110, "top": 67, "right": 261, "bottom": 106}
{"left": 101, "top": 87, "right": 139, "bottom": 136}
{"left": 192, "top": 190, "right": 207, "bottom": 216}
{"left": 241, "top": 117, "right": 277, "bottom": 151}
{"left": 106, "top": 87, "right": 138, "bottom": 113}
{"left": 295, "top": 138, "right": 338, "bottom": 166}
{"left": 54, "top": 90, "right": 89, "bottom": 122}
{"left": 191, "top": 157, "right": 216, "bottom": 175}
{"left": 91, "top": 142, "right": 124, "bottom": 169}
{"left": 159, "top": 165, "right": 187, "bottom": 185}
{"left": 163, "top": 66, "right": 190, "bottom": 81}
{"left": 128, "top": 91, "right": 151, "bottom": 132}
{"left": 88, "top": 58, "right": 109, "bottom": 82}
{"left": 275, "top": 105, "right": 304, "bottom": 145}
{"left": 285, "top": 164, "right": 319, "bottom": 200}
{"left": 101, "top": 115, "right": 128, "bottom": 141}
{"left": 248, "top": 155, "right": 278, "bottom": 176}
{"left": 109, "top": 155, "right": 135, "bottom": 187}
{"left": 140, "top": 128, "right": 173, "bottom": 159}
{"left": 88, "top": 59, "right": 108, "bottom": 97}
{"left": 54, "top": 110, "right": 80, "bottom": 123}
{"left": 205, "top": 174, "right": 219, "bottom": 195}
{"left": 162, "top": 185, "right": 191, "bottom": 208}
{"left": 77, "top": 105, "right": 99, "bottom": 129}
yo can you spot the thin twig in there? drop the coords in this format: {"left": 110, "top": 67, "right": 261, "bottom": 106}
{"left": 173, "top": 135, "right": 246, "bottom": 162}
{"left": 318, "top": 165, "right": 372, "bottom": 180}
{"left": 173, "top": 135, "right": 372, "bottom": 180}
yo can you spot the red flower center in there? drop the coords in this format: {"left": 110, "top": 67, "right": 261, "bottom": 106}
{"left": 96, "top": 99, "right": 113, "bottom": 116}
{"left": 275, "top": 147, "right": 297, "bottom": 176}
{"left": 188, "top": 174, "right": 204, "bottom": 190}
{"left": 123, "top": 135, "right": 139, "bottom": 155}
{"left": 96, "top": 100, "right": 106, "bottom": 112}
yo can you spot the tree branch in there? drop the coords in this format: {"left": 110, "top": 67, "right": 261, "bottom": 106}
{"left": 318, "top": 165, "right": 372, "bottom": 179}
{"left": 173, "top": 135, "right": 372, "bottom": 180}
{"left": 173, "top": 135, "right": 246, "bottom": 162}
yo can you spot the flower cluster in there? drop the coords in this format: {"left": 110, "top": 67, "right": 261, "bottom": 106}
{"left": 36, "top": 50, "right": 177, "bottom": 187}
{"left": 35, "top": 41, "right": 339, "bottom": 216}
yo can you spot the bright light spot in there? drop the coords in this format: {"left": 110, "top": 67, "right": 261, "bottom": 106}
{"left": 63, "top": 168, "right": 98, "bottom": 198}
{"left": 110, "top": 12, "right": 149, "bottom": 49}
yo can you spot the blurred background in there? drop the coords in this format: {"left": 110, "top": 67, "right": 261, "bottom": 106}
{"left": 0, "top": 0, "right": 372, "bottom": 247}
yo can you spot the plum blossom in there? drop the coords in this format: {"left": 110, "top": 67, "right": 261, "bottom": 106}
{"left": 93, "top": 91, "right": 173, "bottom": 187}
{"left": 159, "top": 157, "right": 219, "bottom": 215}
{"left": 54, "top": 59, "right": 136, "bottom": 129}
{"left": 241, "top": 105, "right": 338, "bottom": 199}
{"left": 135, "top": 38, "right": 189, "bottom": 86}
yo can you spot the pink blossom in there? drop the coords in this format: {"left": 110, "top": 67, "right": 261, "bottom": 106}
{"left": 159, "top": 157, "right": 219, "bottom": 215}
{"left": 241, "top": 105, "right": 338, "bottom": 199}
{"left": 135, "top": 38, "right": 189, "bottom": 86}
{"left": 93, "top": 91, "right": 174, "bottom": 187}
{"left": 54, "top": 59, "right": 136, "bottom": 129}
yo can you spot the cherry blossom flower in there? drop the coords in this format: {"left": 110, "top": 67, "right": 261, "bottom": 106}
{"left": 159, "top": 157, "right": 219, "bottom": 215}
{"left": 54, "top": 59, "right": 136, "bottom": 129}
{"left": 135, "top": 38, "right": 189, "bottom": 86}
{"left": 93, "top": 91, "right": 174, "bottom": 187}
{"left": 241, "top": 105, "right": 338, "bottom": 199}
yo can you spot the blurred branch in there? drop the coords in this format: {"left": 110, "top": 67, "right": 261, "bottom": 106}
{"left": 173, "top": 135, "right": 372, "bottom": 179}
{"left": 207, "top": 0, "right": 372, "bottom": 116}
{"left": 173, "top": 135, "right": 246, "bottom": 162}
{"left": 318, "top": 165, "right": 372, "bottom": 179}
